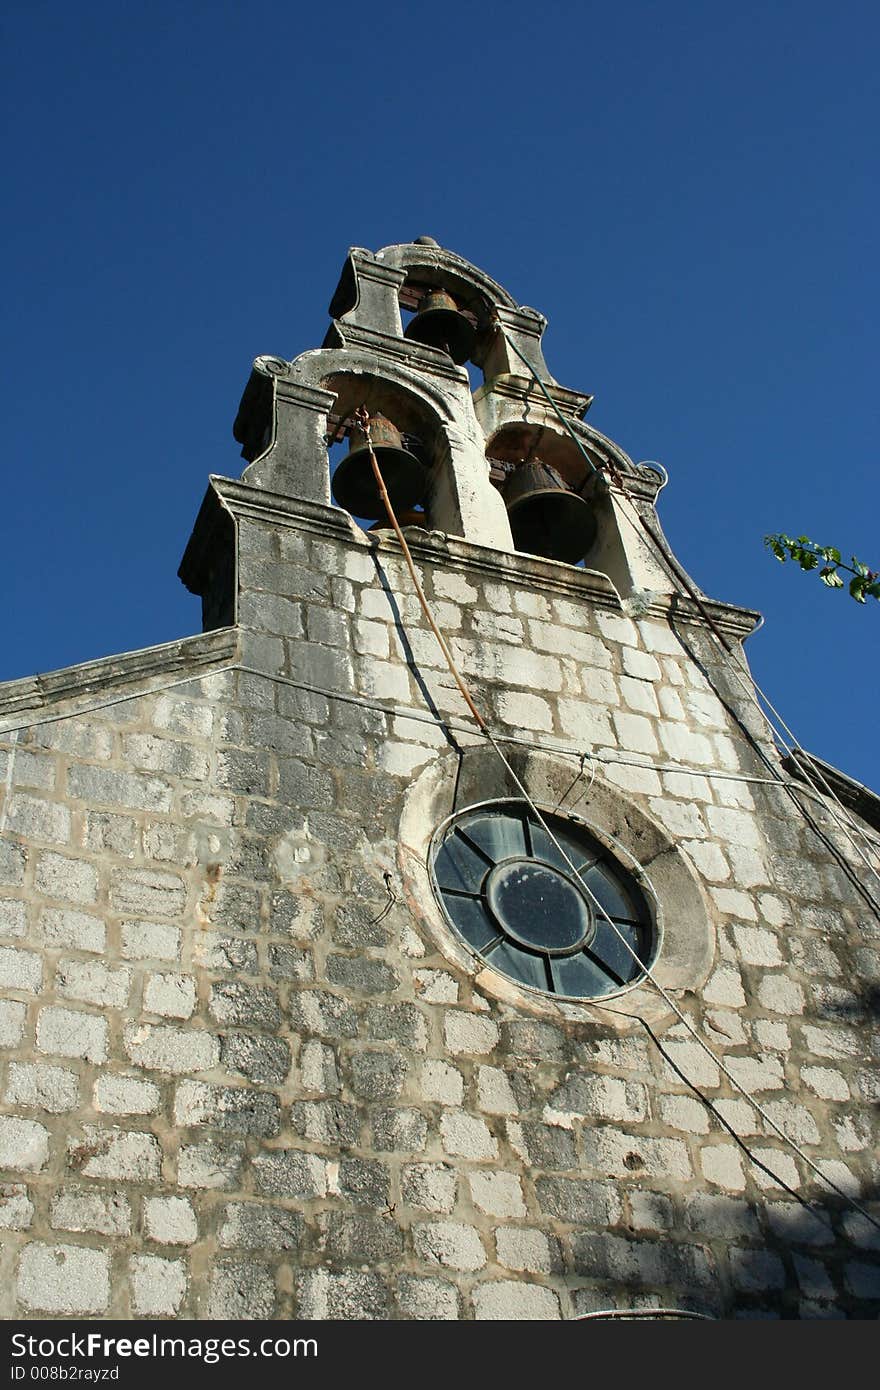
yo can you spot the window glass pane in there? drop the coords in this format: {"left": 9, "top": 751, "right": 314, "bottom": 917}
{"left": 460, "top": 812, "right": 526, "bottom": 864}
{"left": 433, "top": 804, "right": 653, "bottom": 1002}
{"left": 529, "top": 822, "right": 581, "bottom": 873}
{"left": 551, "top": 951, "right": 613, "bottom": 998}
{"left": 581, "top": 863, "right": 635, "bottom": 920}
{"left": 484, "top": 939, "right": 549, "bottom": 991}
{"left": 444, "top": 894, "right": 499, "bottom": 951}
{"left": 434, "top": 832, "right": 489, "bottom": 894}
{"left": 591, "top": 920, "right": 645, "bottom": 984}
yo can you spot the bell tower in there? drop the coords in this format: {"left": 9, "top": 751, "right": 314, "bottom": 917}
{"left": 3, "top": 238, "right": 877, "bottom": 1322}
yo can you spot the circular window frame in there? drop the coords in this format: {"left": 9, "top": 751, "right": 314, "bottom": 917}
{"left": 429, "top": 798, "right": 662, "bottom": 1004}
{"left": 398, "top": 744, "right": 717, "bottom": 1031}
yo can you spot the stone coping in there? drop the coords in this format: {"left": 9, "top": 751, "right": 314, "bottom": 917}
{"left": 0, "top": 627, "right": 239, "bottom": 725}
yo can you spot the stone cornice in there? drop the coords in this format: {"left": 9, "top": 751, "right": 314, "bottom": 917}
{"left": 206, "top": 476, "right": 762, "bottom": 638}
{"left": 0, "top": 628, "right": 239, "bottom": 727}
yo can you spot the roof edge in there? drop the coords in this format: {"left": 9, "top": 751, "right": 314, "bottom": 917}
{"left": 0, "top": 627, "right": 239, "bottom": 729}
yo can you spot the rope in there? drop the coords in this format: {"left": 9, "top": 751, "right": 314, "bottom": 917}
{"left": 356, "top": 405, "right": 880, "bottom": 1233}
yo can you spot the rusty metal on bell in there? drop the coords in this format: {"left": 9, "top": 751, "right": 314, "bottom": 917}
{"left": 403, "top": 288, "right": 476, "bottom": 364}
{"left": 331, "top": 414, "right": 428, "bottom": 521}
{"left": 503, "top": 461, "right": 597, "bottom": 565}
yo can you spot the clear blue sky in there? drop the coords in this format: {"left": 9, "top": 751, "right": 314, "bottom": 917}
{"left": 3, "top": 2, "right": 878, "bottom": 789}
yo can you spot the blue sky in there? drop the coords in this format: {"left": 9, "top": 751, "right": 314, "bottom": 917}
{"left": 3, "top": 1, "right": 878, "bottom": 789}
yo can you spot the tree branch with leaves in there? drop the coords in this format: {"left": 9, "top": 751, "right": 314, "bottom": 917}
{"left": 765, "top": 534, "right": 880, "bottom": 603}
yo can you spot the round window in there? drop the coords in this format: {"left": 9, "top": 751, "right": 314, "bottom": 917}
{"left": 430, "top": 800, "right": 655, "bottom": 1000}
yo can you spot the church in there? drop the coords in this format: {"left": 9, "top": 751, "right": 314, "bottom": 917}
{"left": 0, "top": 238, "right": 877, "bottom": 1319}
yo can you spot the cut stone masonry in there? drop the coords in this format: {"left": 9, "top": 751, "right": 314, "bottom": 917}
{"left": 0, "top": 239, "right": 878, "bottom": 1320}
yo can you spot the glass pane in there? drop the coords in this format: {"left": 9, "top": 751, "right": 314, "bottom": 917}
{"left": 483, "top": 939, "right": 549, "bottom": 991}
{"left": 489, "top": 862, "right": 590, "bottom": 953}
{"left": 460, "top": 812, "right": 526, "bottom": 864}
{"left": 590, "top": 920, "right": 646, "bottom": 984}
{"left": 434, "top": 831, "right": 490, "bottom": 894}
{"left": 582, "top": 863, "right": 635, "bottom": 920}
{"left": 443, "top": 894, "right": 498, "bottom": 951}
{"left": 551, "top": 951, "right": 614, "bottom": 999}
{"left": 529, "top": 821, "right": 582, "bottom": 873}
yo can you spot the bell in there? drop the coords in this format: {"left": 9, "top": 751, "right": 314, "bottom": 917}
{"left": 503, "top": 461, "right": 597, "bottom": 565}
{"left": 331, "top": 414, "right": 428, "bottom": 521}
{"left": 404, "top": 288, "right": 476, "bottom": 364}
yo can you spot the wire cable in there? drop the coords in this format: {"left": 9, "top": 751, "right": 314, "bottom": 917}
{"left": 495, "top": 322, "right": 880, "bottom": 900}
{"left": 355, "top": 410, "right": 880, "bottom": 1234}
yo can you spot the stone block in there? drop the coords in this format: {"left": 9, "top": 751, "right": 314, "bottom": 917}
{"left": 3, "top": 794, "right": 71, "bottom": 843}
{"left": 288, "top": 989, "right": 359, "bottom": 1039}
{"left": 495, "top": 1227, "right": 562, "bottom": 1275}
{"left": 0, "top": 1116, "right": 49, "bottom": 1172}
{"left": 319, "top": 1211, "right": 403, "bottom": 1264}
{"left": 0, "top": 1183, "right": 34, "bottom": 1229}
{"left": 535, "top": 1177, "right": 621, "bottom": 1226}
{"left": 35, "top": 852, "right": 98, "bottom": 905}
{"left": 402, "top": 1163, "right": 457, "bottom": 1214}
{"left": 50, "top": 1188, "right": 131, "bottom": 1236}
{"left": 68, "top": 1126, "right": 162, "bottom": 1182}
{"left": 130, "top": 1254, "right": 187, "bottom": 1316}
{"left": 366, "top": 1002, "right": 426, "bottom": 1050}
{"left": 333, "top": 1158, "right": 391, "bottom": 1210}
{"left": 471, "top": 1280, "right": 560, "bottom": 1320}
{"left": 327, "top": 954, "right": 399, "bottom": 996}
{"left": 371, "top": 1108, "right": 428, "bottom": 1153}
{"left": 397, "top": 1275, "right": 460, "bottom": 1320}
{"left": 178, "top": 1139, "right": 245, "bottom": 1190}
{"left": 124, "top": 1022, "right": 219, "bottom": 1074}
{"left": 37, "top": 1006, "right": 107, "bottom": 1063}
{"left": 120, "top": 920, "right": 181, "bottom": 961}
{"left": 349, "top": 1050, "right": 407, "bottom": 1100}
{"left": 581, "top": 1127, "right": 692, "bottom": 1182}
{"left": 18, "top": 1243, "right": 110, "bottom": 1314}
{"left": 467, "top": 1170, "right": 526, "bottom": 1218}
{"left": 218, "top": 1202, "right": 304, "bottom": 1250}
{"left": 413, "top": 1221, "right": 487, "bottom": 1272}
{"left": 507, "top": 1120, "right": 579, "bottom": 1170}
{"left": 420, "top": 1059, "right": 463, "bottom": 1106}
{"left": 5, "top": 1062, "right": 79, "bottom": 1113}
{"left": 220, "top": 1032, "right": 291, "bottom": 1085}
{"left": 0, "top": 896, "right": 26, "bottom": 938}
{"left": 0, "top": 999, "right": 26, "bottom": 1048}
{"left": 55, "top": 958, "right": 131, "bottom": 1009}
{"left": 297, "top": 1269, "right": 388, "bottom": 1320}
{"left": 440, "top": 1110, "right": 497, "bottom": 1160}
{"left": 443, "top": 1012, "right": 499, "bottom": 1055}
{"left": 290, "top": 1099, "right": 359, "bottom": 1147}
{"left": 144, "top": 972, "right": 197, "bottom": 1019}
{"left": 93, "top": 1074, "right": 161, "bottom": 1115}
{"left": 252, "top": 1149, "right": 328, "bottom": 1199}
{"left": 144, "top": 1196, "right": 198, "bottom": 1245}
{"left": 67, "top": 764, "right": 172, "bottom": 812}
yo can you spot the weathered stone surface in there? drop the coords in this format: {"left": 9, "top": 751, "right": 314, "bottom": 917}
{"left": 18, "top": 1243, "right": 110, "bottom": 1314}
{"left": 1, "top": 242, "right": 878, "bottom": 1325}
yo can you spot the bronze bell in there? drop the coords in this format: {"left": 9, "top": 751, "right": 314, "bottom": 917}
{"left": 404, "top": 288, "right": 476, "bottom": 364}
{"left": 503, "top": 461, "right": 597, "bottom": 565}
{"left": 331, "top": 414, "right": 428, "bottom": 521}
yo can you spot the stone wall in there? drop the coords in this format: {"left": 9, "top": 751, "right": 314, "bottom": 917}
{"left": 0, "top": 499, "right": 878, "bottom": 1320}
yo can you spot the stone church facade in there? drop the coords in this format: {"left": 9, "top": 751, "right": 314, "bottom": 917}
{"left": 0, "top": 239, "right": 878, "bottom": 1320}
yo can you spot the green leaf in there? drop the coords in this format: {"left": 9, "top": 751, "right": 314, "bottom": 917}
{"left": 866, "top": 581, "right": 880, "bottom": 600}
{"left": 798, "top": 550, "right": 819, "bottom": 571}
{"left": 849, "top": 576, "right": 867, "bottom": 602}
{"left": 819, "top": 566, "right": 844, "bottom": 588}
